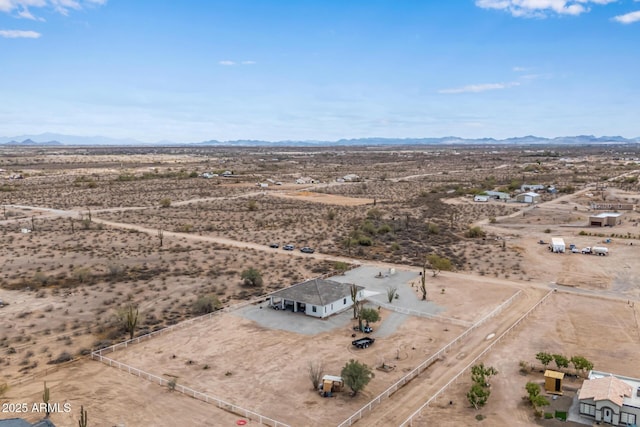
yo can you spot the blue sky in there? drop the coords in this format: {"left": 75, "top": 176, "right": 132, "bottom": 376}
{"left": 1, "top": 0, "right": 639, "bottom": 142}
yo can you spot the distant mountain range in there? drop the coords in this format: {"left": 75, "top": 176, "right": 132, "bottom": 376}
{"left": 1, "top": 133, "right": 639, "bottom": 147}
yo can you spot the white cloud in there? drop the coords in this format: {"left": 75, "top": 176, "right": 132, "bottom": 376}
{"left": 219, "top": 60, "right": 236, "bottom": 66}
{"left": 438, "top": 82, "right": 520, "bottom": 94}
{"left": 241, "top": 60, "right": 256, "bottom": 65}
{"left": 0, "top": 0, "right": 104, "bottom": 19}
{"left": 476, "top": 0, "right": 616, "bottom": 18}
{"left": 0, "top": 29, "right": 41, "bottom": 38}
{"left": 513, "top": 66, "right": 528, "bottom": 72}
{"left": 613, "top": 10, "right": 640, "bottom": 24}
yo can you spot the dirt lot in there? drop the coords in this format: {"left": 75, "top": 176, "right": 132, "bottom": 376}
{"left": 2, "top": 144, "right": 640, "bottom": 426}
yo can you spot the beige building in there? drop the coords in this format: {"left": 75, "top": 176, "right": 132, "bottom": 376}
{"left": 578, "top": 370, "right": 640, "bottom": 425}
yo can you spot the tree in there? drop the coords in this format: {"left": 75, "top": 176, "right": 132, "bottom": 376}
{"left": 467, "top": 383, "right": 490, "bottom": 410}
{"left": 553, "top": 354, "right": 569, "bottom": 369}
{"left": 525, "top": 381, "right": 549, "bottom": 411}
{"left": 193, "top": 294, "right": 221, "bottom": 315}
{"left": 471, "top": 363, "right": 498, "bottom": 386}
{"left": 308, "top": 360, "right": 324, "bottom": 390}
{"left": 570, "top": 355, "right": 593, "bottom": 375}
{"left": 341, "top": 359, "right": 374, "bottom": 396}
{"left": 535, "top": 352, "right": 553, "bottom": 368}
{"left": 358, "top": 307, "right": 380, "bottom": 330}
{"left": 426, "top": 254, "right": 453, "bottom": 277}
{"left": 241, "top": 268, "right": 263, "bottom": 287}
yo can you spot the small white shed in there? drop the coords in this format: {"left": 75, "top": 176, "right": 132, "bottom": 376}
{"left": 474, "top": 195, "right": 489, "bottom": 202}
{"left": 550, "top": 237, "right": 565, "bottom": 253}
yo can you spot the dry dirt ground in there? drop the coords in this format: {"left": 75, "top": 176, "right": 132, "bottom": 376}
{"left": 2, "top": 145, "right": 640, "bottom": 426}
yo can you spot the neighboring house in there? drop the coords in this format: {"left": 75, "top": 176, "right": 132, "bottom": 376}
{"left": 484, "top": 190, "right": 510, "bottom": 200}
{"left": 515, "top": 192, "right": 540, "bottom": 204}
{"left": 589, "top": 212, "right": 622, "bottom": 227}
{"left": 295, "top": 177, "right": 318, "bottom": 184}
{"left": 521, "top": 184, "right": 545, "bottom": 192}
{"left": 342, "top": 174, "right": 360, "bottom": 182}
{"left": 578, "top": 370, "right": 640, "bottom": 426}
{"left": 269, "top": 278, "right": 364, "bottom": 318}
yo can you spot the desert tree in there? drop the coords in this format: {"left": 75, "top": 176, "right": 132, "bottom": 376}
{"left": 471, "top": 363, "right": 498, "bottom": 386}
{"left": 525, "top": 381, "right": 549, "bottom": 414}
{"left": 426, "top": 253, "right": 453, "bottom": 277}
{"left": 467, "top": 383, "right": 490, "bottom": 410}
{"left": 467, "top": 363, "right": 498, "bottom": 410}
{"left": 535, "top": 352, "right": 553, "bottom": 368}
{"left": 308, "top": 360, "right": 325, "bottom": 390}
{"left": 570, "top": 355, "right": 593, "bottom": 375}
{"left": 358, "top": 307, "right": 380, "bottom": 331}
{"left": 241, "top": 267, "right": 263, "bottom": 287}
{"left": 341, "top": 359, "right": 374, "bottom": 396}
{"left": 552, "top": 354, "right": 569, "bottom": 370}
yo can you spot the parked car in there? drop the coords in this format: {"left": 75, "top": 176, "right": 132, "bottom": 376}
{"left": 300, "top": 247, "right": 315, "bottom": 253}
{"left": 353, "top": 325, "right": 373, "bottom": 333}
{"left": 268, "top": 243, "right": 279, "bottom": 248}
{"left": 571, "top": 247, "right": 580, "bottom": 253}
{"left": 283, "top": 244, "right": 295, "bottom": 251}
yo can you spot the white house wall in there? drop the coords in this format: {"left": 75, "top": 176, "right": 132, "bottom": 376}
{"left": 304, "top": 295, "right": 358, "bottom": 318}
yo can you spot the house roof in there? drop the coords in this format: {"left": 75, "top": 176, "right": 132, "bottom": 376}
{"left": 545, "top": 370, "right": 565, "bottom": 379}
{"left": 270, "top": 279, "right": 362, "bottom": 306}
{"left": 591, "top": 212, "right": 622, "bottom": 218}
{"left": 0, "top": 420, "right": 55, "bottom": 427}
{"left": 520, "top": 192, "right": 540, "bottom": 197}
{"left": 578, "top": 375, "right": 633, "bottom": 407}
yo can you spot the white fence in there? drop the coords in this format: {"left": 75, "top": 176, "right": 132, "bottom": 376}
{"left": 336, "top": 289, "right": 523, "bottom": 427}
{"left": 375, "top": 301, "right": 472, "bottom": 327}
{"left": 91, "top": 353, "right": 291, "bottom": 427}
{"left": 399, "top": 289, "right": 555, "bottom": 426}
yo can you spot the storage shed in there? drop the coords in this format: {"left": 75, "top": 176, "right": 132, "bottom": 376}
{"left": 550, "top": 237, "right": 566, "bottom": 253}
{"left": 515, "top": 192, "right": 541, "bottom": 204}
{"left": 545, "top": 370, "right": 565, "bottom": 395}
{"left": 589, "top": 212, "right": 622, "bottom": 227}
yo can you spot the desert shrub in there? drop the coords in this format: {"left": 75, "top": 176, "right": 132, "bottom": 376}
{"left": 159, "top": 198, "right": 172, "bottom": 208}
{"left": 241, "top": 268, "right": 263, "bottom": 287}
{"left": 193, "top": 294, "right": 221, "bottom": 315}
{"left": 466, "top": 226, "right": 486, "bottom": 238}
{"left": 48, "top": 351, "right": 72, "bottom": 364}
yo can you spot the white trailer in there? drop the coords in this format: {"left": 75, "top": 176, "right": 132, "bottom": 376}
{"left": 592, "top": 246, "right": 609, "bottom": 256}
{"left": 550, "top": 238, "right": 566, "bottom": 253}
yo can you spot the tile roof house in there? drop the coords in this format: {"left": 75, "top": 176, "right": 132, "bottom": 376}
{"left": 578, "top": 370, "right": 640, "bottom": 425}
{"left": 0, "top": 419, "right": 56, "bottom": 427}
{"left": 269, "top": 278, "right": 364, "bottom": 318}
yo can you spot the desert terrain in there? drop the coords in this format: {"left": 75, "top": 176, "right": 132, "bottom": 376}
{"left": 1, "top": 144, "right": 640, "bottom": 426}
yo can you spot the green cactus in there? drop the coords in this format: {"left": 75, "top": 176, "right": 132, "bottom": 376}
{"left": 42, "top": 381, "right": 50, "bottom": 418}
{"left": 78, "top": 405, "right": 88, "bottom": 427}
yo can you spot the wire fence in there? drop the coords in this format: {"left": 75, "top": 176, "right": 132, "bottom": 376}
{"left": 399, "top": 289, "right": 555, "bottom": 426}
{"left": 375, "top": 301, "right": 472, "bottom": 327}
{"left": 336, "top": 289, "right": 523, "bottom": 427}
{"left": 90, "top": 353, "right": 291, "bottom": 427}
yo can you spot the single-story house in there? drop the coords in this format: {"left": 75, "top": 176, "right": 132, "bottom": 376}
{"left": 269, "top": 278, "right": 364, "bottom": 318}
{"left": 484, "top": 191, "right": 510, "bottom": 200}
{"left": 521, "top": 184, "right": 545, "bottom": 192}
{"left": 589, "top": 212, "right": 622, "bottom": 227}
{"left": 578, "top": 370, "right": 640, "bottom": 426}
{"left": 515, "top": 192, "right": 541, "bottom": 204}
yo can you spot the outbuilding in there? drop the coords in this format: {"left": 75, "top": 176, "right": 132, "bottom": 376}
{"left": 269, "top": 278, "right": 364, "bottom": 318}
{"left": 544, "top": 370, "right": 564, "bottom": 395}
{"left": 589, "top": 212, "right": 622, "bottom": 227}
{"left": 515, "top": 192, "right": 541, "bottom": 204}
{"left": 550, "top": 237, "right": 566, "bottom": 253}
{"left": 474, "top": 195, "right": 489, "bottom": 202}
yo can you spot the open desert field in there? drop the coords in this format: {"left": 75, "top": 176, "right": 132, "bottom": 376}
{"left": 2, "top": 144, "right": 640, "bottom": 426}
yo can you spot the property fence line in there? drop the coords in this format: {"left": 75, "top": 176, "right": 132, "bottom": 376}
{"left": 399, "top": 289, "right": 555, "bottom": 427}
{"left": 375, "top": 301, "right": 472, "bottom": 327}
{"left": 336, "top": 289, "right": 523, "bottom": 427}
{"left": 91, "top": 353, "right": 291, "bottom": 427}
